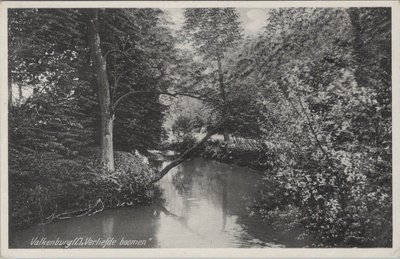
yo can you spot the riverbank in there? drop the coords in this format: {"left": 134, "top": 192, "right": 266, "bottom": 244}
{"left": 167, "top": 135, "right": 277, "bottom": 172}
{"left": 10, "top": 157, "right": 296, "bottom": 248}
{"left": 200, "top": 140, "right": 276, "bottom": 171}
{"left": 166, "top": 136, "right": 392, "bottom": 247}
{"left": 9, "top": 148, "right": 160, "bottom": 231}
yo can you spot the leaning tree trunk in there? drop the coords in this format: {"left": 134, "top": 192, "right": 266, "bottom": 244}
{"left": 88, "top": 9, "right": 115, "bottom": 172}
{"left": 217, "top": 57, "right": 230, "bottom": 141}
{"left": 151, "top": 117, "right": 228, "bottom": 183}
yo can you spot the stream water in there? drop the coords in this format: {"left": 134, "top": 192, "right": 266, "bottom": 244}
{"left": 10, "top": 158, "right": 307, "bottom": 248}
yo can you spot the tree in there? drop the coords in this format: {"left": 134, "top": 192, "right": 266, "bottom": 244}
{"left": 87, "top": 9, "right": 115, "bottom": 171}
{"left": 87, "top": 9, "right": 179, "bottom": 168}
{"left": 99, "top": 9, "right": 175, "bottom": 153}
{"left": 181, "top": 8, "right": 243, "bottom": 141}
{"left": 237, "top": 7, "right": 392, "bottom": 246}
{"left": 9, "top": 8, "right": 176, "bottom": 171}
{"left": 8, "top": 9, "right": 93, "bottom": 157}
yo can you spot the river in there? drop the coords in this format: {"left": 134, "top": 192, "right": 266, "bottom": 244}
{"left": 10, "top": 158, "right": 307, "bottom": 248}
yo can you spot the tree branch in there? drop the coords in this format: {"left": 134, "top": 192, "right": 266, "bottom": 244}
{"left": 278, "top": 86, "right": 333, "bottom": 168}
{"left": 112, "top": 89, "right": 216, "bottom": 110}
{"left": 297, "top": 96, "right": 334, "bottom": 168}
{"left": 104, "top": 49, "right": 143, "bottom": 70}
{"left": 115, "top": 68, "right": 135, "bottom": 87}
{"left": 150, "top": 116, "right": 228, "bottom": 183}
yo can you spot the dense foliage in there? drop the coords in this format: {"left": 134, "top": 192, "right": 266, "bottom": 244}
{"left": 181, "top": 8, "right": 243, "bottom": 140}
{"left": 175, "top": 7, "right": 392, "bottom": 247}
{"left": 225, "top": 8, "right": 392, "bottom": 247}
{"left": 8, "top": 8, "right": 173, "bottom": 229}
{"left": 10, "top": 148, "right": 158, "bottom": 230}
{"left": 8, "top": 7, "right": 391, "bottom": 247}
{"left": 9, "top": 9, "right": 172, "bottom": 154}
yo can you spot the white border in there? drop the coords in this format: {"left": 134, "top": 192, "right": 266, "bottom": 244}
{"left": 0, "top": 1, "right": 399, "bottom": 258}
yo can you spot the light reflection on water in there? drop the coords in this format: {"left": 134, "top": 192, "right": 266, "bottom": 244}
{"left": 10, "top": 158, "right": 305, "bottom": 248}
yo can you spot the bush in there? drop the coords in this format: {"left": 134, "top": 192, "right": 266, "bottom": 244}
{"left": 196, "top": 137, "right": 391, "bottom": 247}
{"left": 9, "top": 148, "right": 159, "bottom": 230}
{"left": 201, "top": 139, "right": 282, "bottom": 171}
{"left": 167, "top": 134, "right": 197, "bottom": 155}
{"left": 171, "top": 116, "right": 193, "bottom": 138}
{"left": 252, "top": 146, "right": 392, "bottom": 247}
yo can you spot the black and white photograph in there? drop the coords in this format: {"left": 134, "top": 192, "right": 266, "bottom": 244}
{"left": 1, "top": 1, "right": 399, "bottom": 257}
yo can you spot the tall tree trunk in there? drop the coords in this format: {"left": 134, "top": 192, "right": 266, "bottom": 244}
{"left": 217, "top": 57, "right": 229, "bottom": 141}
{"left": 8, "top": 77, "right": 12, "bottom": 106}
{"left": 18, "top": 84, "right": 22, "bottom": 100}
{"left": 347, "top": 8, "right": 367, "bottom": 88}
{"left": 87, "top": 9, "right": 115, "bottom": 172}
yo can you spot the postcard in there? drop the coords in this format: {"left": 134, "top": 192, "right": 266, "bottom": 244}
{"left": 1, "top": 1, "right": 399, "bottom": 258}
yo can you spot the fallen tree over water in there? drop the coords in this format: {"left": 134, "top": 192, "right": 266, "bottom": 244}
{"left": 151, "top": 117, "right": 228, "bottom": 183}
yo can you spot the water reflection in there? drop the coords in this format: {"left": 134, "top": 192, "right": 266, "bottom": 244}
{"left": 156, "top": 158, "right": 287, "bottom": 248}
{"left": 10, "top": 158, "right": 306, "bottom": 248}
